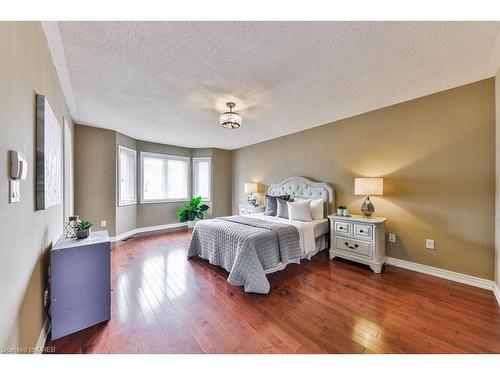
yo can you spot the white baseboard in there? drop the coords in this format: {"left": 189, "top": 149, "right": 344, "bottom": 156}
{"left": 34, "top": 316, "right": 50, "bottom": 354}
{"left": 111, "top": 222, "right": 187, "bottom": 242}
{"left": 493, "top": 283, "right": 500, "bottom": 307}
{"left": 385, "top": 257, "right": 495, "bottom": 291}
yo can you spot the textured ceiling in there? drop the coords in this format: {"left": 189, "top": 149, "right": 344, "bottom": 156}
{"left": 51, "top": 21, "right": 500, "bottom": 149}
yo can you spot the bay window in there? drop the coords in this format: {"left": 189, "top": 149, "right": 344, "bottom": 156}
{"left": 118, "top": 145, "right": 137, "bottom": 206}
{"left": 140, "top": 152, "right": 189, "bottom": 203}
{"left": 192, "top": 157, "right": 211, "bottom": 201}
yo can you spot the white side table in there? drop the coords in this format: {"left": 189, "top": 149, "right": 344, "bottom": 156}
{"left": 328, "top": 215, "right": 388, "bottom": 273}
{"left": 238, "top": 204, "right": 265, "bottom": 215}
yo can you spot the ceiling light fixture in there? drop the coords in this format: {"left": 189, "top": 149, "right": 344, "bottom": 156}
{"left": 220, "top": 102, "right": 242, "bottom": 129}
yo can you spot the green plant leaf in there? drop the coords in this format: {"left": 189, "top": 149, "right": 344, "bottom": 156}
{"left": 194, "top": 196, "right": 202, "bottom": 206}
{"left": 176, "top": 207, "right": 187, "bottom": 217}
{"left": 188, "top": 211, "right": 196, "bottom": 221}
{"left": 75, "top": 220, "right": 92, "bottom": 230}
{"left": 196, "top": 212, "right": 204, "bottom": 219}
{"left": 199, "top": 204, "right": 209, "bottom": 211}
{"left": 180, "top": 211, "right": 189, "bottom": 222}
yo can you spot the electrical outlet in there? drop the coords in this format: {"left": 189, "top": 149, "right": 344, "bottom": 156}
{"left": 101, "top": 220, "right": 107, "bottom": 227}
{"left": 388, "top": 233, "right": 396, "bottom": 243}
{"left": 425, "top": 239, "right": 435, "bottom": 250}
{"left": 43, "top": 289, "right": 49, "bottom": 307}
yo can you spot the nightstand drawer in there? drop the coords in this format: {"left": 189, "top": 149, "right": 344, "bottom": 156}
{"left": 239, "top": 205, "right": 265, "bottom": 215}
{"left": 353, "top": 223, "right": 373, "bottom": 240}
{"left": 335, "top": 237, "right": 372, "bottom": 258}
{"left": 334, "top": 221, "right": 351, "bottom": 235}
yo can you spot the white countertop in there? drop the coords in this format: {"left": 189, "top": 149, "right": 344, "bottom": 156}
{"left": 52, "top": 230, "right": 110, "bottom": 251}
{"left": 328, "top": 214, "right": 388, "bottom": 224}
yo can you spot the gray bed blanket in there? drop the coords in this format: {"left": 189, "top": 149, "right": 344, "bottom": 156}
{"left": 187, "top": 215, "right": 302, "bottom": 294}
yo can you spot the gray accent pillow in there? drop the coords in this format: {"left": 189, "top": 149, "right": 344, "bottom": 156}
{"left": 264, "top": 194, "right": 291, "bottom": 216}
{"left": 277, "top": 198, "right": 290, "bottom": 219}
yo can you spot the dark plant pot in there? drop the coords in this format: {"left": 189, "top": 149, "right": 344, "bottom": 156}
{"left": 76, "top": 228, "right": 91, "bottom": 239}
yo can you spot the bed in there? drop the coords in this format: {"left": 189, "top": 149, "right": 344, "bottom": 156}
{"left": 187, "top": 176, "right": 335, "bottom": 294}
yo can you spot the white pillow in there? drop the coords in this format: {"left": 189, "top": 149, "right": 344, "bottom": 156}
{"left": 310, "top": 198, "right": 324, "bottom": 220}
{"left": 287, "top": 200, "right": 313, "bottom": 222}
{"left": 276, "top": 198, "right": 289, "bottom": 219}
{"left": 294, "top": 198, "right": 324, "bottom": 220}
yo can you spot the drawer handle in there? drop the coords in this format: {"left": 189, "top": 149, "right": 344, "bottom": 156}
{"left": 339, "top": 226, "right": 344, "bottom": 230}
{"left": 344, "top": 242, "right": 359, "bottom": 249}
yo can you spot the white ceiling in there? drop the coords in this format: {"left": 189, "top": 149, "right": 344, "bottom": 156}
{"left": 45, "top": 21, "right": 500, "bottom": 150}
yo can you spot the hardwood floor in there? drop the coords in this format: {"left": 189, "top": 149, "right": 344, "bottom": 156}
{"left": 46, "top": 230, "right": 500, "bottom": 354}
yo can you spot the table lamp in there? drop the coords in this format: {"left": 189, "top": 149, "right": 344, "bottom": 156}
{"left": 354, "top": 177, "right": 383, "bottom": 216}
{"left": 244, "top": 182, "right": 258, "bottom": 206}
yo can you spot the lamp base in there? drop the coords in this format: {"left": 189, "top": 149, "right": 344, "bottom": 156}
{"left": 361, "top": 196, "right": 375, "bottom": 217}
{"left": 248, "top": 194, "right": 257, "bottom": 206}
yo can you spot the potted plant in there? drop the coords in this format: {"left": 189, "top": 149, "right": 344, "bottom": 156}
{"left": 75, "top": 220, "right": 93, "bottom": 239}
{"left": 176, "top": 196, "right": 209, "bottom": 229}
{"left": 337, "top": 205, "right": 348, "bottom": 216}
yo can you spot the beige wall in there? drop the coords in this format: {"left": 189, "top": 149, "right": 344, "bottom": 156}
{"left": 74, "top": 125, "right": 117, "bottom": 236}
{"left": 232, "top": 79, "right": 495, "bottom": 280}
{"left": 136, "top": 140, "right": 193, "bottom": 228}
{"left": 212, "top": 148, "right": 232, "bottom": 218}
{"left": 75, "top": 129, "right": 232, "bottom": 235}
{"left": 496, "top": 72, "right": 500, "bottom": 289}
{"left": 0, "top": 22, "right": 75, "bottom": 348}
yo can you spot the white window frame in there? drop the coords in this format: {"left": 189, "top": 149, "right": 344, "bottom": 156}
{"left": 140, "top": 151, "right": 190, "bottom": 204}
{"left": 117, "top": 145, "right": 137, "bottom": 207}
{"left": 192, "top": 157, "right": 212, "bottom": 202}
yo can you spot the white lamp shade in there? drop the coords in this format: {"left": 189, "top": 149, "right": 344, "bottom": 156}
{"left": 354, "top": 178, "right": 383, "bottom": 196}
{"left": 244, "top": 182, "right": 258, "bottom": 194}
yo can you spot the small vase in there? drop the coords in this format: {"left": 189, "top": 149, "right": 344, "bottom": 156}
{"left": 337, "top": 208, "right": 346, "bottom": 216}
{"left": 75, "top": 228, "right": 91, "bottom": 239}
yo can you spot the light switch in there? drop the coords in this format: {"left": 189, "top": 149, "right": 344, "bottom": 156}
{"left": 9, "top": 180, "right": 20, "bottom": 203}
{"left": 388, "top": 233, "right": 396, "bottom": 243}
{"left": 101, "top": 220, "right": 107, "bottom": 227}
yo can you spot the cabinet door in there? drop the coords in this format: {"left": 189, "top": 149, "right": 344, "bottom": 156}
{"left": 50, "top": 242, "right": 111, "bottom": 339}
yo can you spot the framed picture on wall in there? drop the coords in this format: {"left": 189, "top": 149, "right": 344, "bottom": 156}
{"left": 36, "top": 94, "right": 62, "bottom": 210}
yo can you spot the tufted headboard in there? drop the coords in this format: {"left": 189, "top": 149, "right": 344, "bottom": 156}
{"left": 266, "top": 176, "right": 335, "bottom": 216}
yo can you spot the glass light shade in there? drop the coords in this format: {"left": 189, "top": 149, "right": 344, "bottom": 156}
{"left": 354, "top": 178, "right": 383, "bottom": 196}
{"left": 244, "top": 182, "right": 258, "bottom": 193}
{"left": 220, "top": 111, "right": 242, "bottom": 129}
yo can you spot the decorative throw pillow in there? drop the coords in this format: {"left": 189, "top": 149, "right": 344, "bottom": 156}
{"left": 294, "top": 197, "right": 324, "bottom": 220}
{"left": 309, "top": 198, "right": 324, "bottom": 219}
{"left": 287, "top": 200, "right": 313, "bottom": 222}
{"left": 276, "top": 198, "right": 290, "bottom": 219}
{"left": 264, "top": 194, "right": 291, "bottom": 216}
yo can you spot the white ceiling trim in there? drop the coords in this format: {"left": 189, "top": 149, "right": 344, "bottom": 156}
{"left": 41, "top": 21, "right": 79, "bottom": 119}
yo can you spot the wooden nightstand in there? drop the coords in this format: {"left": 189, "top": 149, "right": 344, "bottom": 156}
{"left": 238, "top": 204, "right": 265, "bottom": 215}
{"left": 328, "top": 215, "right": 388, "bottom": 273}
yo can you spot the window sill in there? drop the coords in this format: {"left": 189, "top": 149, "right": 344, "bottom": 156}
{"left": 140, "top": 199, "right": 188, "bottom": 204}
{"left": 118, "top": 201, "right": 137, "bottom": 207}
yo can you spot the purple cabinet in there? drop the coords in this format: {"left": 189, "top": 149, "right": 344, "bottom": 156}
{"left": 50, "top": 230, "right": 111, "bottom": 340}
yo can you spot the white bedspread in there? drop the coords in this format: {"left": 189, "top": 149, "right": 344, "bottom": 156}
{"left": 253, "top": 213, "right": 326, "bottom": 256}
